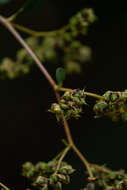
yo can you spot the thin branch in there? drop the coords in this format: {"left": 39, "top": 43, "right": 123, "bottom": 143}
{"left": 53, "top": 149, "right": 65, "bottom": 161}
{"left": 62, "top": 116, "right": 93, "bottom": 179}
{"left": 0, "top": 15, "right": 93, "bottom": 179}
{"left": 11, "top": 23, "right": 59, "bottom": 37}
{"left": 7, "top": 8, "right": 23, "bottom": 22}
{"left": 0, "top": 182, "right": 10, "bottom": 190}
{"left": 57, "top": 86, "right": 103, "bottom": 99}
{"left": 55, "top": 145, "right": 71, "bottom": 173}
{"left": 89, "top": 163, "right": 112, "bottom": 174}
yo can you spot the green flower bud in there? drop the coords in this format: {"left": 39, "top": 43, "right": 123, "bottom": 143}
{"left": 60, "top": 165, "right": 75, "bottom": 175}
{"left": 93, "top": 101, "right": 108, "bottom": 115}
{"left": 87, "top": 183, "right": 95, "bottom": 190}
{"left": 46, "top": 161, "right": 57, "bottom": 173}
{"left": 34, "top": 176, "right": 48, "bottom": 185}
{"left": 34, "top": 162, "right": 47, "bottom": 174}
{"left": 63, "top": 92, "right": 71, "bottom": 101}
{"left": 64, "top": 175, "right": 70, "bottom": 184}
{"left": 49, "top": 103, "right": 63, "bottom": 114}
{"left": 54, "top": 182, "right": 62, "bottom": 190}
{"left": 50, "top": 174, "right": 58, "bottom": 185}
{"left": 60, "top": 104, "right": 68, "bottom": 110}
{"left": 111, "top": 94, "right": 119, "bottom": 102}
{"left": 103, "top": 91, "right": 111, "bottom": 101}
{"left": 22, "top": 162, "right": 33, "bottom": 171}
{"left": 41, "top": 185, "right": 48, "bottom": 190}
{"left": 57, "top": 174, "right": 66, "bottom": 182}
{"left": 121, "top": 112, "right": 127, "bottom": 122}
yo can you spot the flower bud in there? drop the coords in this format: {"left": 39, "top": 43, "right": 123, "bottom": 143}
{"left": 87, "top": 183, "right": 95, "bottom": 190}
{"left": 33, "top": 176, "right": 48, "bottom": 188}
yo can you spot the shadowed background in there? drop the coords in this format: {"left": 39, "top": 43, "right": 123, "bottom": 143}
{"left": 0, "top": 0, "right": 127, "bottom": 189}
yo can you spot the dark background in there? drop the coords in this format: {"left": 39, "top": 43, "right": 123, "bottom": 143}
{"left": 0, "top": 0, "right": 127, "bottom": 189}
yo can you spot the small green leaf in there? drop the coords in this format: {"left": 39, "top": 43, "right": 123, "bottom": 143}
{"left": 56, "top": 68, "right": 66, "bottom": 86}
{"left": 0, "top": 0, "right": 9, "bottom": 6}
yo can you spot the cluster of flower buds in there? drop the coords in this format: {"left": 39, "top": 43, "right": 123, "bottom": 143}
{"left": 93, "top": 90, "right": 127, "bottom": 122}
{"left": 40, "top": 8, "right": 96, "bottom": 74}
{"left": 49, "top": 89, "right": 87, "bottom": 121}
{"left": 63, "top": 41, "right": 92, "bottom": 74}
{"left": 84, "top": 166, "right": 127, "bottom": 190}
{"left": 69, "top": 8, "right": 97, "bottom": 37}
{"left": 0, "top": 57, "right": 30, "bottom": 79}
{"left": 0, "top": 37, "right": 38, "bottom": 79}
{"left": 22, "top": 160, "right": 75, "bottom": 190}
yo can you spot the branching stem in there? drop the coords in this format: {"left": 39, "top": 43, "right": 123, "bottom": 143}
{"left": 0, "top": 15, "right": 93, "bottom": 179}
{"left": 55, "top": 145, "right": 71, "bottom": 173}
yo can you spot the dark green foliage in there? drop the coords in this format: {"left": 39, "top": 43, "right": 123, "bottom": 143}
{"left": 93, "top": 90, "right": 127, "bottom": 122}
{"left": 23, "top": 0, "right": 47, "bottom": 13}
{"left": 0, "top": 0, "right": 9, "bottom": 6}
{"left": 49, "top": 89, "right": 87, "bottom": 120}
{"left": 22, "top": 160, "right": 75, "bottom": 190}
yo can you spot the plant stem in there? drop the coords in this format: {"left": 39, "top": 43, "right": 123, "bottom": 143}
{"left": 57, "top": 87, "right": 103, "bottom": 99}
{"left": 0, "top": 183, "right": 10, "bottom": 190}
{"left": 7, "top": 8, "right": 23, "bottom": 22}
{"left": 0, "top": 15, "right": 93, "bottom": 179}
{"left": 11, "top": 23, "right": 59, "bottom": 37}
{"left": 61, "top": 116, "right": 93, "bottom": 179}
{"left": 53, "top": 150, "right": 64, "bottom": 161}
{"left": 84, "top": 92, "right": 102, "bottom": 99}
{"left": 89, "top": 163, "right": 112, "bottom": 174}
{"left": 53, "top": 139, "right": 69, "bottom": 160}
{"left": 55, "top": 145, "right": 71, "bottom": 173}
{"left": 11, "top": 22, "right": 69, "bottom": 37}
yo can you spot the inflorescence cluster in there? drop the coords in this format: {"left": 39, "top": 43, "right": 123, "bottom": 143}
{"left": 94, "top": 90, "right": 127, "bottom": 122}
{"left": 49, "top": 89, "right": 87, "bottom": 120}
{"left": 84, "top": 166, "right": 127, "bottom": 190}
{"left": 0, "top": 8, "right": 97, "bottom": 79}
{"left": 22, "top": 160, "right": 75, "bottom": 190}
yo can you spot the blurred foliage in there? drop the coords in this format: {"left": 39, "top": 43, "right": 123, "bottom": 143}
{"left": 0, "top": 8, "right": 97, "bottom": 79}
{"left": 0, "top": 0, "right": 10, "bottom": 6}
{"left": 23, "top": 0, "right": 47, "bottom": 12}
{"left": 0, "top": 0, "right": 47, "bottom": 13}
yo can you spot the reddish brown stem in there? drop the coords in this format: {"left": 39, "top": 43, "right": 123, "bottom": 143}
{"left": 0, "top": 15, "right": 93, "bottom": 179}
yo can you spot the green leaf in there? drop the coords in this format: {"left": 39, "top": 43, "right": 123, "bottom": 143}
{"left": 56, "top": 68, "right": 66, "bottom": 86}
{"left": 0, "top": 0, "right": 9, "bottom": 6}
